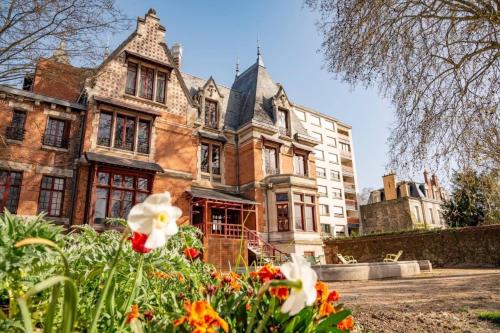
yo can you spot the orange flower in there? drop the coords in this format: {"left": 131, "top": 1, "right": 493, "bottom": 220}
{"left": 315, "top": 281, "right": 329, "bottom": 302}
{"left": 337, "top": 316, "right": 354, "bottom": 331}
{"left": 126, "top": 304, "right": 140, "bottom": 323}
{"left": 318, "top": 301, "right": 335, "bottom": 318}
{"left": 245, "top": 303, "right": 251, "bottom": 311}
{"left": 174, "top": 300, "right": 228, "bottom": 332}
{"left": 327, "top": 290, "right": 340, "bottom": 302}
{"left": 251, "top": 264, "right": 280, "bottom": 283}
{"left": 269, "top": 286, "right": 289, "bottom": 300}
{"left": 150, "top": 271, "right": 185, "bottom": 282}
{"left": 222, "top": 272, "right": 242, "bottom": 291}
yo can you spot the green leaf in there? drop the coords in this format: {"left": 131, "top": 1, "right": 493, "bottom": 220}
{"left": 315, "top": 309, "right": 351, "bottom": 333}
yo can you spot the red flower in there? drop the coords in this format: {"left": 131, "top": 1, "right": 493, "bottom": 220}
{"left": 129, "top": 232, "right": 151, "bottom": 253}
{"left": 144, "top": 310, "right": 154, "bottom": 321}
{"left": 184, "top": 247, "right": 201, "bottom": 260}
{"left": 327, "top": 290, "right": 340, "bottom": 302}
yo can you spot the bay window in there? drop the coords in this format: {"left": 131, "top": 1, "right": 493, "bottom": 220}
{"left": 294, "top": 193, "right": 316, "bottom": 231}
{"left": 94, "top": 169, "right": 151, "bottom": 224}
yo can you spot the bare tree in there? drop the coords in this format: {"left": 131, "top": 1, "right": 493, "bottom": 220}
{"left": 358, "top": 187, "right": 374, "bottom": 205}
{"left": 0, "top": 0, "right": 129, "bottom": 84}
{"left": 306, "top": 0, "right": 499, "bottom": 175}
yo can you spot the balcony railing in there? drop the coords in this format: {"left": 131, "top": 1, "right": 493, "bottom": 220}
{"left": 6, "top": 126, "right": 25, "bottom": 141}
{"left": 340, "top": 150, "right": 352, "bottom": 159}
{"left": 345, "top": 199, "right": 357, "bottom": 211}
{"left": 278, "top": 127, "right": 290, "bottom": 137}
{"left": 341, "top": 165, "right": 354, "bottom": 176}
{"left": 337, "top": 132, "right": 350, "bottom": 141}
{"left": 344, "top": 182, "right": 356, "bottom": 193}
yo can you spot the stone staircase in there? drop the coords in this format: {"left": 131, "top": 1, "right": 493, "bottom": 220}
{"left": 244, "top": 226, "right": 290, "bottom": 265}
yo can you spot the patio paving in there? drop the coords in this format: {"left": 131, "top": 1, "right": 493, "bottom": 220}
{"left": 328, "top": 268, "right": 500, "bottom": 332}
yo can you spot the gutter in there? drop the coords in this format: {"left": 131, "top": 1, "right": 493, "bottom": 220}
{"left": 69, "top": 109, "right": 87, "bottom": 226}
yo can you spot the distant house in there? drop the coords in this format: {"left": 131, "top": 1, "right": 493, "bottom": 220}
{"left": 360, "top": 171, "right": 446, "bottom": 234}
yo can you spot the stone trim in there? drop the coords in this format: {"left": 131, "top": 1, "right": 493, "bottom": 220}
{"left": 157, "top": 168, "right": 193, "bottom": 180}
{"left": 8, "top": 101, "right": 33, "bottom": 112}
{"left": 43, "top": 108, "right": 78, "bottom": 121}
{"left": 41, "top": 145, "right": 69, "bottom": 153}
{"left": 36, "top": 165, "right": 73, "bottom": 178}
{"left": 0, "top": 160, "right": 33, "bottom": 172}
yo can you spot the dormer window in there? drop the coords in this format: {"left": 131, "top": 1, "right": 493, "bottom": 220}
{"left": 277, "top": 109, "right": 290, "bottom": 136}
{"left": 204, "top": 100, "right": 218, "bottom": 129}
{"left": 125, "top": 61, "right": 168, "bottom": 103}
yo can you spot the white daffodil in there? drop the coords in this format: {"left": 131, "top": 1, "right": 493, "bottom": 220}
{"left": 279, "top": 253, "right": 318, "bottom": 316}
{"left": 127, "top": 192, "right": 182, "bottom": 250}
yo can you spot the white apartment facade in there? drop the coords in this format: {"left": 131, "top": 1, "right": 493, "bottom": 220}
{"left": 293, "top": 105, "right": 360, "bottom": 237}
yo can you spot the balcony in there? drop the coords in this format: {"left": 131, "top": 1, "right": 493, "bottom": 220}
{"left": 341, "top": 165, "right": 354, "bottom": 177}
{"left": 340, "top": 150, "right": 352, "bottom": 160}
{"left": 343, "top": 182, "right": 356, "bottom": 193}
{"left": 345, "top": 199, "right": 357, "bottom": 211}
{"left": 6, "top": 126, "right": 25, "bottom": 141}
{"left": 337, "top": 133, "right": 350, "bottom": 142}
{"left": 347, "top": 217, "right": 359, "bottom": 225}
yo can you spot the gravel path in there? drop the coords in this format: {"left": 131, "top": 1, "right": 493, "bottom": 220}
{"left": 327, "top": 268, "right": 500, "bottom": 332}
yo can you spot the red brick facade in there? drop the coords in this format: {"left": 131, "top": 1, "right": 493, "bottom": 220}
{"left": 0, "top": 9, "right": 326, "bottom": 267}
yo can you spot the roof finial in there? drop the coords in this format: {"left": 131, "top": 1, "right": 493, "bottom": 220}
{"left": 256, "top": 36, "right": 264, "bottom": 67}
{"left": 235, "top": 56, "right": 240, "bottom": 77}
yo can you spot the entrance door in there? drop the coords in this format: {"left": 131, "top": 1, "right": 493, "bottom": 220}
{"left": 277, "top": 203, "right": 289, "bottom": 231}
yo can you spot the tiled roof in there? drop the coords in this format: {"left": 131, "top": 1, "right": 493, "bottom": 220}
{"left": 189, "top": 187, "right": 257, "bottom": 205}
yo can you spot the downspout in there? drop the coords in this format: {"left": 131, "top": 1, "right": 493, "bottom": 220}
{"left": 69, "top": 109, "right": 87, "bottom": 226}
{"left": 235, "top": 134, "right": 240, "bottom": 192}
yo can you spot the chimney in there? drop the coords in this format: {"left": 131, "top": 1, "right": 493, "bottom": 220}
{"left": 400, "top": 181, "right": 410, "bottom": 198}
{"left": 171, "top": 43, "right": 183, "bottom": 69}
{"left": 423, "top": 170, "right": 430, "bottom": 184}
{"left": 382, "top": 172, "right": 398, "bottom": 201}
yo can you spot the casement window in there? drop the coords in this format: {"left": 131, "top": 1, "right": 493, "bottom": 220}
{"left": 6, "top": 110, "right": 27, "bottom": 141}
{"left": 314, "top": 149, "right": 324, "bottom": 161}
{"left": 333, "top": 205, "right": 344, "bottom": 217}
{"left": 320, "top": 204, "right": 329, "bottom": 216}
{"left": 321, "top": 223, "right": 331, "bottom": 234}
{"left": 293, "top": 193, "right": 316, "bottom": 232}
{"left": 125, "top": 61, "right": 168, "bottom": 103}
{"left": 277, "top": 109, "right": 290, "bottom": 136}
{"left": 0, "top": 170, "right": 22, "bottom": 213}
{"left": 200, "top": 142, "right": 221, "bottom": 176}
{"left": 156, "top": 71, "right": 167, "bottom": 103}
{"left": 97, "top": 111, "right": 151, "bottom": 154}
{"left": 311, "top": 132, "right": 322, "bottom": 142}
{"left": 328, "top": 153, "right": 339, "bottom": 164}
{"left": 204, "top": 99, "right": 218, "bottom": 129}
{"left": 295, "top": 110, "right": 306, "bottom": 121}
{"left": 276, "top": 193, "right": 289, "bottom": 232}
{"left": 324, "top": 120, "right": 334, "bottom": 131}
{"left": 293, "top": 153, "right": 307, "bottom": 176}
{"left": 38, "top": 176, "right": 65, "bottom": 217}
{"left": 43, "top": 117, "right": 69, "bottom": 148}
{"left": 340, "top": 142, "right": 351, "bottom": 152}
{"left": 264, "top": 146, "right": 278, "bottom": 175}
{"left": 94, "top": 169, "right": 151, "bottom": 224}
{"left": 331, "top": 170, "right": 341, "bottom": 181}
{"left": 309, "top": 114, "right": 320, "bottom": 126}
{"left": 332, "top": 187, "right": 342, "bottom": 199}
{"left": 125, "top": 62, "right": 138, "bottom": 95}
{"left": 316, "top": 167, "right": 326, "bottom": 178}
{"left": 326, "top": 136, "right": 336, "bottom": 147}
{"left": 318, "top": 185, "right": 328, "bottom": 196}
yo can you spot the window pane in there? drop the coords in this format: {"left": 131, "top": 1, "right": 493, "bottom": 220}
{"left": 204, "top": 100, "right": 218, "bottom": 129}
{"left": 278, "top": 110, "right": 289, "bottom": 135}
{"left": 316, "top": 167, "right": 326, "bottom": 178}
{"left": 314, "top": 149, "right": 324, "bottom": 160}
{"left": 123, "top": 176, "right": 134, "bottom": 189}
{"left": 277, "top": 204, "right": 289, "bottom": 231}
{"left": 6, "top": 186, "right": 20, "bottom": 213}
{"left": 136, "top": 192, "right": 147, "bottom": 203}
{"left": 276, "top": 193, "right": 288, "bottom": 202}
{"left": 98, "top": 172, "right": 110, "bottom": 185}
{"left": 123, "top": 191, "right": 133, "bottom": 217}
{"left": 309, "top": 115, "right": 320, "bottom": 126}
{"left": 294, "top": 204, "right": 303, "bottom": 230}
{"left": 324, "top": 121, "right": 334, "bottom": 131}
{"left": 304, "top": 195, "right": 314, "bottom": 204}
{"left": 200, "top": 144, "right": 209, "bottom": 173}
{"left": 139, "top": 66, "right": 154, "bottom": 100}
{"left": 265, "top": 147, "right": 277, "bottom": 174}
{"left": 320, "top": 204, "right": 329, "bottom": 215}
{"left": 126, "top": 62, "right": 137, "bottom": 95}
{"left": 114, "top": 115, "right": 135, "bottom": 151}
{"left": 50, "top": 192, "right": 62, "bottom": 216}
{"left": 311, "top": 132, "right": 322, "bottom": 142}
{"left": 293, "top": 193, "right": 302, "bottom": 202}
{"left": 111, "top": 190, "right": 123, "bottom": 217}
{"left": 53, "top": 178, "right": 64, "bottom": 191}
{"left": 113, "top": 174, "right": 122, "bottom": 187}
{"left": 38, "top": 190, "right": 50, "bottom": 213}
{"left": 12, "top": 110, "right": 26, "bottom": 128}
{"left": 305, "top": 205, "right": 315, "bottom": 231}
{"left": 125, "top": 118, "right": 135, "bottom": 151}
{"left": 329, "top": 153, "right": 339, "bottom": 164}
{"left": 41, "top": 176, "right": 52, "bottom": 189}
{"left": 97, "top": 112, "right": 112, "bottom": 146}
{"left": 294, "top": 155, "right": 305, "bottom": 176}
{"left": 212, "top": 145, "right": 220, "bottom": 175}
{"left": 295, "top": 110, "right": 306, "bottom": 121}
{"left": 138, "top": 119, "right": 150, "bottom": 154}
{"left": 331, "top": 170, "right": 340, "bottom": 181}
{"left": 318, "top": 185, "right": 327, "bottom": 196}
{"left": 0, "top": 171, "right": 22, "bottom": 213}
{"left": 43, "top": 118, "right": 66, "bottom": 148}
{"left": 137, "top": 177, "right": 149, "bottom": 190}
{"left": 156, "top": 72, "right": 166, "bottom": 103}
{"left": 326, "top": 136, "right": 336, "bottom": 147}
{"left": 38, "top": 176, "right": 64, "bottom": 216}
{"left": 94, "top": 188, "right": 108, "bottom": 224}
{"left": 332, "top": 188, "right": 342, "bottom": 198}
{"left": 333, "top": 206, "right": 344, "bottom": 215}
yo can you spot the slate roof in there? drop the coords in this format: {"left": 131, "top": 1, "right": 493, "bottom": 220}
{"left": 181, "top": 57, "right": 309, "bottom": 136}
{"left": 85, "top": 152, "right": 164, "bottom": 172}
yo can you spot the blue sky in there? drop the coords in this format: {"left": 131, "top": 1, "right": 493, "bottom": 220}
{"left": 115, "top": 0, "right": 394, "bottom": 189}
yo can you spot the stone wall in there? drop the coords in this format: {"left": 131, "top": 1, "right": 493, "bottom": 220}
{"left": 360, "top": 198, "right": 414, "bottom": 234}
{"left": 324, "top": 224, "right": 500, "bottom": 267}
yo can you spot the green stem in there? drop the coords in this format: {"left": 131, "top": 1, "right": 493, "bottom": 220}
{"left": 118, "top": 255, "right": 145, "bottom": 332}
{"left": 255, "top": 297, "right": 276, "bottom": 333}
{"left": 89, "top": 230, "right": 129, "bottom": 333}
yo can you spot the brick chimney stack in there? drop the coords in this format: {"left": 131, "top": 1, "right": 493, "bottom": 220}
{"left": 171, "top": 43, "right": 183, "bottom": 69}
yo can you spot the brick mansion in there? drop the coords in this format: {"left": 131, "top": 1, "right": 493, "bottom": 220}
{"left": 0, "top": 10, "right": 359, "bottom": 267}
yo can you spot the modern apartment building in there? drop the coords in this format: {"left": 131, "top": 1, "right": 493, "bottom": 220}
{"left": 293, "top": 106, "right": 360, "bottom": 236}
